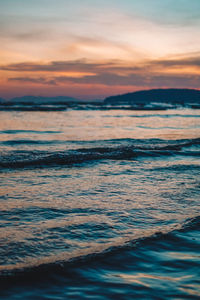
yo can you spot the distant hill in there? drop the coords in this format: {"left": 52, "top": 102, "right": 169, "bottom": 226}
{"left": 104, "top": 89, "right": 200, "bottom": 106}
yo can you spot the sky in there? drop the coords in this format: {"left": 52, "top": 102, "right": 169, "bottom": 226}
{"left": 0, "top": 0, "right": 200, "bottom": 100}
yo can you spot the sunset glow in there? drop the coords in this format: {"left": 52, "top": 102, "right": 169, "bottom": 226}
{"left": 1, "top": 0, "right": 200, "bottom": 99}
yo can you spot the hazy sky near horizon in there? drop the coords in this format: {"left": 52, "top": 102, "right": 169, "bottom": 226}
{"left": 0, "top": 0, "right": 200, "bottom": 99}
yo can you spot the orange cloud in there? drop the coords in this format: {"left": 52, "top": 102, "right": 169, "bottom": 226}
{"left": 0, "top": 53, "right": 200, "bottom": 99}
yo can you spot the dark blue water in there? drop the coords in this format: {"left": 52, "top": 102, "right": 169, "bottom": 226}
{"left": 0, "top": 108, "right": 200, "bottom": 299}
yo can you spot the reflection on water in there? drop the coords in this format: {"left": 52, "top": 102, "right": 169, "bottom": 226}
{"left": 0, "top": 109, "right": 199, "bottom": 147}
{"left": 0, "top": 108, "right": 199, "bottom": 299}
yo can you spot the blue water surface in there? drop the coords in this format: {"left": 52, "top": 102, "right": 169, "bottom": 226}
{"left": 0, "top": 107, "right": 199, "bottom": 299}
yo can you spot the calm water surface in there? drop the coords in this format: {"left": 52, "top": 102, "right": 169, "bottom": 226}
{"left": 0, "top": 108, "right": 200, "bottom": 299}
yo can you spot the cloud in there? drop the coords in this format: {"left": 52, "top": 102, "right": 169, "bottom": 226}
{"left": 152, "top": 55, "right": 200, "bottom": 68}
{"left": 0, "top": 15, "right": 53, "bottom": 41}
{"left": 3, "top": 52, "right": 200, "bottom": 92}
{"left": 2, "top": 52, "right": 200, "bottom": 73}
{"left": 8, "top": 71, "right": 200, "bottom": 89}
{"left": 0, "top": 59, "right": 110, "bottom": 72}
{"left": 8, "top": 77, "right": 57, "bottom": 85}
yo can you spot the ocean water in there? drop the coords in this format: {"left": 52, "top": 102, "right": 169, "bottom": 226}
{"left": 0, "top": 107, "right": 200, "bottom": 299}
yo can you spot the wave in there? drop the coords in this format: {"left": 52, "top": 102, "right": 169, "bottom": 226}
{"left": 0, "top": 214, "right": 199, "bottom": 280}
{"left": 1, "top": 102, "right": 200, "bottom": 112}
{"left": 104, "top": 113, "right": 200, "bottom": 118}
{"left": 1, "top": 139, "right": 61, "bottom": 145}
{"left": 0, "top": 105, "right": 67, "bottom": 111}
{"left": 1, "top": 137, "right": 200, "bottom": 148}
{"left": 153, "top": 163, "right": 200, "bottom": 172}
{"left": 0, "top": 130, "right": 62, "bottom": 134}
{"left": 0, "top": 138, "right": 200, "bottom": 169}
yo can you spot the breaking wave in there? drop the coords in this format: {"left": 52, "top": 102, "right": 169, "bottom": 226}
{"left": 0, "top": 215, "right": 199, "bottom": 279}
{"left": 1, "top": 138, "right": 199, "bottom": 169}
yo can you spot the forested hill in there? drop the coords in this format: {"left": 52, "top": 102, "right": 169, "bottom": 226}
{"left": 104, "top": 89, "right": 200, "bottom": 105}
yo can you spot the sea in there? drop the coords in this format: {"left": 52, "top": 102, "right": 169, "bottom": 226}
{"left": 0, "top": 104, "right": 200, "bottom": 299}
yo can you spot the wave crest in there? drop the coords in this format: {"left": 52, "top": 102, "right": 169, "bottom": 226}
{"left": 0, "top": 138, "right": 200, "bottom": 169}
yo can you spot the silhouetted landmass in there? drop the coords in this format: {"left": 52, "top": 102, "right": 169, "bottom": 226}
{"left": 104, "top": 89, "right": 200, "bottom": 107}
{"left": 0, "top": 89, "right": 200, "bottom": 110}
